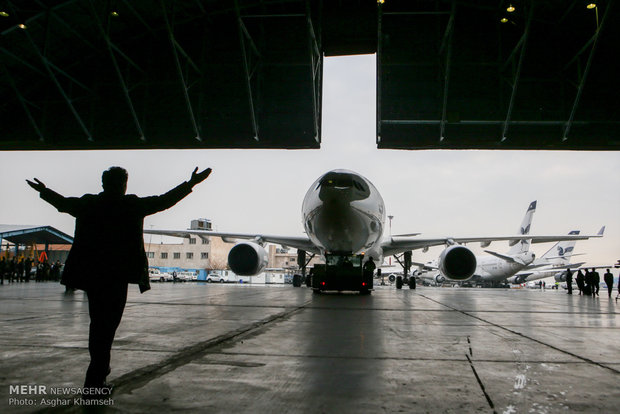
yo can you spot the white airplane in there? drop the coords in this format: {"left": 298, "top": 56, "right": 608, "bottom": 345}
{"left": 415, "top": 200, "right": 537, "bottom": 286}
{"left": 506, "top": 229, "right": 604, "bottom": 284}
{"left": 145, "top": 170, "right": 603, "bottom": 293}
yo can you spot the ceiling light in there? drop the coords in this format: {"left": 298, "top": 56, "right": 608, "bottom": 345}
{"left": 18, "top": 23, "right": 27, "bottom": 29}
{"left": 586, "top": 3, "right": 597, "bottom": 9}
{"left": 507, "top": 4, "right": 515, "bottom": 12}
{"left": 0, "top": 11, "right": 10, "bottom": 17}
{"left": 500, "top": 17, "right": 509, "bottom": 23}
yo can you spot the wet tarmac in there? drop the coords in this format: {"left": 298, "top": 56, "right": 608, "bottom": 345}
{"left": 1, "top": 282, "right": 619, "bottom": 413}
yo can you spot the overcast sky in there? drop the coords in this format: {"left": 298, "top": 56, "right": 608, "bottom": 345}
{"left": 1, "top": 55, "right": 618, "bottom": 266}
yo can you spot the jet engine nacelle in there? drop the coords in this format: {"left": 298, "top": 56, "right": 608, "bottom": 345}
{"left": 554, "top": 271, "right": 567, "bottom": 282}
{"left": 227, "top": 242, "right": 268, "bottom": 276}
{"left": 434, "top": 273, "right": 446, "bottom": 284}
{"left": 438, "top": 245, "right": 477, "bottom": 280}
{"left": 512, "top": 274, "right": 528, "bottom": 285}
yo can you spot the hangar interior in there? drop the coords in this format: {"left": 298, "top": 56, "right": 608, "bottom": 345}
{"left": 1, "top": 0, "right": 618, "bottom": 151}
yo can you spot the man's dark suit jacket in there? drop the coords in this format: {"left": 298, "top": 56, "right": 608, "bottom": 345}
{"left": 40, "top": 181, "right": 193, "bottom": 293}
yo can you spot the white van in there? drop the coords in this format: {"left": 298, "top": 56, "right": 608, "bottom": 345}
{"left": 149, "top": 268, "right": 172, "bottom": 282}
{"left": 177, "top": 271, "right": 198, "bottom": 281}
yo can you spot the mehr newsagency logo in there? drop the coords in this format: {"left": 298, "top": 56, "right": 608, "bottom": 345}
{"left": 8, "top": 384, "right": 114, "bottom": 407}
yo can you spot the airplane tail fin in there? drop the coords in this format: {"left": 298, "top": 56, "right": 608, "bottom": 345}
{"left": 534, "top": 230, "right": 580, "bottom": 266}
{"left": 507, "top": 200, "right": 536, "bottom": 255}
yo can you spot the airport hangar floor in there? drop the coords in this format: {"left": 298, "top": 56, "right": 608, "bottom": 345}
{"left": 1, "top": 283, "right": 619, "bottom": 414}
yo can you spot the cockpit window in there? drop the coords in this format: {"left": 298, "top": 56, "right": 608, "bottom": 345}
{"left": 317, "top": 175, "right": 366, "bottom": 190}
{"left": 316, "top": 172, "right": 371, "bottom": 201}
{"left": 321, "top": 177, "right": 353, "bottom": 188}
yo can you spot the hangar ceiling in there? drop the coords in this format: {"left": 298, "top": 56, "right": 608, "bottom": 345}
{"left": 0, "top": 0, "right": 618, "bottom": 151}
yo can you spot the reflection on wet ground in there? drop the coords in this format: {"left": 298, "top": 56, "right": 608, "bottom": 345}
{"left": 1, "top": 283, "right": 618, "bottom": 413}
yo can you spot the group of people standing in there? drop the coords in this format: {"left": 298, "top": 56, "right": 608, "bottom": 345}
{"left": 565, "top": 268, "right": 617, "bottom": 298}
{"left": 0, "top": 256, "right": 63, "bottom": 284}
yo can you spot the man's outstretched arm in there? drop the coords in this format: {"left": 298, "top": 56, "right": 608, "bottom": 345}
{"left": 189, "top": 167, "right": 212, "bottom": 186}
{"left": 26, "top": 178, "right": 81, "bottom": 216}
{"left": 141, "top": 167, "right": 212, "bottom": 216}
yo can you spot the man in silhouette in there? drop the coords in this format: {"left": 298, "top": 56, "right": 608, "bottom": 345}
{"left": 0, "top": 257, "right": 5, "bottom": 284}
{"left": 565, "top": 268, "right": 573, "bottom": 295}
{"left": 576, "top": 269, "right": 585, "bottom": 295}
{"left": 592, "top": 268, "right": 600, "bottom": 297}
{"left": 603, "top": 268, "right": 613, "bottom": 298}
{"left": 27, "top": 166, "right": 211, "bottom": 391}
{"left": 584, "top": 268, "right": 593, "bottom": 296}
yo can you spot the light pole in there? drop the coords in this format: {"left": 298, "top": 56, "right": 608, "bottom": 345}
{"left": 388, "top": 215, "right": 393, "bottom": 265}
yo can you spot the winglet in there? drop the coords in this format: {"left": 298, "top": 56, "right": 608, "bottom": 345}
{"left": 597, "top": 226, "right": 605, "bottom": 236}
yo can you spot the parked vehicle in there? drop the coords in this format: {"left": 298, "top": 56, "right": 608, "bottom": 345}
{"left": 177, "top": 271, "right": 198, "bottom": 281}
{"left": 206, "top": 273, "right": 228, "bottom": 283}
{"left": 149, "top": 268, "right": 172, "bottom": 282}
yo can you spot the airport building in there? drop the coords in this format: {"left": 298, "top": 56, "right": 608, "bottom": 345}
{"left": 0, "top": 225, "right": 73, "bottom": 264}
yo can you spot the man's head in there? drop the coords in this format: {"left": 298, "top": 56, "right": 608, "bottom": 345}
{"left": 102, "top": 166, "right": 128, "bottom": 195}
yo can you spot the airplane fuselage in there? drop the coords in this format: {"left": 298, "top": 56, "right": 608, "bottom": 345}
{"left": 302, "top": 170, "right": 385, "bottom": 258}
{"left": 474, "top": 252, "right": 535, "bottom": 281}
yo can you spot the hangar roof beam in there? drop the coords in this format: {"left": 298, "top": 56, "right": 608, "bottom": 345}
{"left": 160, "top": 0, "right": 202, "bottom": 141}
{"left": 14, "top": 3, "right": 94, "bottom": 142}
{"left": 376, "top": 1, "right": 382, "bottom": 145}
{"left": 306, "top": 0, "right": 321, "bottom": 144}
{"left": 501, "top": 3, "right": 534, "bottom": 143}
{"left": 87, "top": 0, "right": 146, "bottom": 142}
{"left": 2, "top": 64, "right": 44, "bottom": 141}
{"left": 439, "top": 1, "right": 456, "bottom": 142}
{"left": 236, "top": 0, "right": 261, "bottom": 142}
{"left": 562, "top": 0, "right": 611, "bottom": 142}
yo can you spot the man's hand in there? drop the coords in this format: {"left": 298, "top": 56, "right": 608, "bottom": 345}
{"left": 189, "top": 167, "right": 212, "bottom": 187}
{"left": 26, "top": 178, "right": 46, "bottom": 193}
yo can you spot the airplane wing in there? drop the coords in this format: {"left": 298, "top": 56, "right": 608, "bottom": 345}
{"left": 513, "top": 261, "right": 588, "bottom": 280}
{"left": 539, "top": 253, "right": 586, "bottom": 260}
{"left": 144, "top": 229, "right": 321, "bottom": 255}
{"left": 411, "top": 261, "right": 438, "bottom": 271}
{"left": 381, "top": 226, "right": 605, "bottom": 257}
{"left": 523, "top": 260, "right": 587, "bottom": 270}
{"left": 483, "top": 250, "right": 519, "bottom": 263}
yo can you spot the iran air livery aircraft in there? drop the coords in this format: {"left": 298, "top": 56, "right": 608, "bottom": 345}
{"left": 416, "top": 200, "right": 538, "bottom": 286}
{"left": 145, "top": 170, "right": 602, "bottom": 292}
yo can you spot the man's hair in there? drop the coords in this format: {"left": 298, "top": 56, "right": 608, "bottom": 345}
{"left": 102, "top": 166, "right": 128, "bottom": 192}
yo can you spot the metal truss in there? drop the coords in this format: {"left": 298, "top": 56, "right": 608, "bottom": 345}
{"left": 88, "top": 0, "right": 146, "bottom": 141}
{"left": 306, "top": 0, "right": 321, "bottom": 144}
{"left": 561, "top": 1, "right": 612, "bottom": 141}
{"left": 377, "top": 5, "right": 454, "bottom": 144}
{"left": 376, "top": 1, "right": 383, "bottom": 145}
{"left": 2, "top": 64, "right": 44, "bottom": 141}
{"left": 439, "top": 1, "right": 456, "bottom": 142}
{"left": 500, "top": 3, "right": 534, "bottom": 143}
{"left": 235, "top": 0, "right": 261, "bottom": 142}
{"left": 9, "top": 3, "right": 95, "bottom": 142}
{"left": 161, "top": 0, "right": 202, "bottom": 141}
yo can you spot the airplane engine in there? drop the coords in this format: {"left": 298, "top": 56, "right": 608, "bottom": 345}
{"left": 554, "top": 272, "right": 567, "bottom": 282}
{"left": 438, "top": 245, "right": 476, "bottom": 280}
{"left": 228, "top": 242, "right": 268, "bottom": 276}
{"left": 434, "top": 274, "right": 446, "bottom": 284}
{"left": 512, "top": 275, "right": 528, "bottom": 284}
